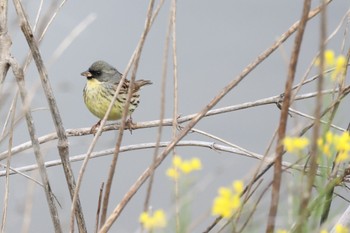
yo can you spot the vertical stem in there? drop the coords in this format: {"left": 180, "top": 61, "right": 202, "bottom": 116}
{"left": 300, "top": 0, "right": 326, "bottom": 228}
{"left": 1, "top": 92, "right": 17, "bottom": 233}
{"left": 99, "top": 0, "right": 156, "bottom": 228}
{"left": 0, "top": 0, "right": 10, "bottom": 88}
{"left": 170, "top": 0, "right": 180, "bottom": 231}
{"left": 143, "top": 0, "right": 168, "bottom": 213}
{"left": 265, "top": 0, "right": 312, "bottom": 232}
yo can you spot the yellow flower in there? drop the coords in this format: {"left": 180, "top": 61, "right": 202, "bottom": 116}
{"left": 277, "top": 230, "right": 288, "bottom": 233}
{"left": 233, "top": 180, "right": 244, "bottom": 194}
{"left": 320, "top": 230, "right": 328, "bottom": 233}
{"left": 318, "top": 131, "right": 335, "bottom": 157}
{"left": 179, "top": 157, "right": 202, "bottom": 174}
{"left": 212, "top": 180, "right": 243, "bottom": 219}
{"left": 325, "top": 50, "right": 336, "bottom": 67}
{"left": 166, "top": 167, "right": 180, "bottom": 180}
{"left": 190, "top": 157, "right": 202, "bottom": 170}
{"left": 335, "top": 224, "right": 349, "bottom": 233}
{"left": 139, "top": 209, "right": 167, "bottom": 230}
{"left": 180, "top": 161, "right": 192, "bottom": 174}
{"left": 331, "top": 55, "right": 347, "bottom": 80}
{"left": 166, "top": 155, "right": 202, "bottom": 179}
{"left": 218, "top": 187, "right": 232, "bottom": 198}
{"left": 336, "top": 150, "right": 349, "bottom": 163}
{"left": 172, "top": 155, "right": 182, "bottom": 167}
{"left": 326, "top": 131, "right": 334, "bottom": 144}
{"left": 318, "top": 131, "right": 350, "bottom": 163}
{"left": 334, "top": 132, "right": 350, "bottom": 152}
{"left": 283, "top": 136, "right": 309, "bottom": 153}
{"left": 333, "top": 132, "right": 350, "bottom": 163}
{"left": 315, "top": 50, "right": 347, "bottom": 81}
{"left": 318, "top": 139, "right": 330, "bottom": 157}
{"left": 315, "top": 50, "right": 335, "bottom": 67}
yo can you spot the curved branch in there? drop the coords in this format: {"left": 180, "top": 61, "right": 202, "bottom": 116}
{"left": 0, "top": 88, "right": 345, "bottom": 161}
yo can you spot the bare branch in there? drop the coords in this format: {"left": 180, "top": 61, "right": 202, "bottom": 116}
{"left": 0, "top": 87, "right": 346, "bottom": 161}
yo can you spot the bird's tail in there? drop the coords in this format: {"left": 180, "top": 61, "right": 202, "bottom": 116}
{"left": 135, "top": 79, "right": 153, "bottom": 89}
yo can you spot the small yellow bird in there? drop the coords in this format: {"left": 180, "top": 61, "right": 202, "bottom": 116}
{"left": 81, "top": 60, "right": 152, "bottom": 132}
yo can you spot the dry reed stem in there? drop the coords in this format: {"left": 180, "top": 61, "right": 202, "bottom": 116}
{"left": 266, "top": 0, "right": 312, "bottom": 232}
{"left": 95, "top": 183, "right": 104, "bottom": 233}
{"left": 142, "top": 0, "right": 172, "bottom": 218}
{"left": 170, "top": 1, "right": 181, "bottom": 231}
{"left": 0, "top": 0, "right": 10, "bottom": 89}
{"left": 295, "top": 0, "right": 327, "bottom": 231}
{"left": 99, "top": 0, "right": 156, "bottom": 228}
{"left": 23, "top": 0, "right": 68, "bottom": 71}
{"left": 1, "top": 90, "right": 17, "bottom": 233}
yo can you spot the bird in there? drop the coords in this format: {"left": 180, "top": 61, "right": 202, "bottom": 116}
{"left": 81, "top": 60, "right": 152, "bottom": 133}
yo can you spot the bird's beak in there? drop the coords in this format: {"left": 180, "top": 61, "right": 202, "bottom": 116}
{"left": 81, "top": 71, "right": 92, "bottom": 78}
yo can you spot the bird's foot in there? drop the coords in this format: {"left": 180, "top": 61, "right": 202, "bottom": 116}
{"left": 125, "top": 117, "right": 136, "bottom": 134}
{"left": 174, "top": 114, "right": 183, "bottom": 131}
{"left": 90, "top": 120, "right": 101, "bottom": 135}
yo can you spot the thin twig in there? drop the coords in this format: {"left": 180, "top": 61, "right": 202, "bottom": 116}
{"left": 95, "top": 183, "right": 104, "bottom": 233}
{"left": 170, "top": 1, "right": 181, "bottom": 232}
{"left": 0, "top": 92, "right": 18, "bottom": 139}
{"left": 48, "top": 13, "right": 96, "bottom": 67}
{"left": 0, "top": 0, "right": 11, "bottom": 95}
{"left": 99, "top": 0, "right": 156, "bottom": 229}
{"left": 23, "top": 0, "right": 68, "bottom": 71}
{"left": 1, "top": 90, "right": 17, "bottom": 233}
{"left": 32, "top": 0, "right": 44, "bottom": 32}
{"left": 143, "top": 0, "right": 170, "bottom": 216}
{"left": 20, "top": 171, "right": 37, "bottom": 233}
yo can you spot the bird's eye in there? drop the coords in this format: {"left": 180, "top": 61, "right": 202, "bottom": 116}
{"left": 90, "top": 70, "right": 102, "bottom": 76}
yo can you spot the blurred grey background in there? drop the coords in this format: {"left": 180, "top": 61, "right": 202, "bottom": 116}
{"left": 1, "top": 0, "right": 350, "bottom": 232}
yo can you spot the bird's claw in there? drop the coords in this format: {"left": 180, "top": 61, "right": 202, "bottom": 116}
{"left": 125, "top": 117, "right": 136, "bottom": 134}
{"left": 174, "top": 114, "right": 183, "bottom": 131}
{"left": 90, "top": 120, "right": 101, "bottom": 135}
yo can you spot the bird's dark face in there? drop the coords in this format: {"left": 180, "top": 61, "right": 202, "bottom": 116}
{"left": 81, "top": 60, "right": 119, "bottom": 82}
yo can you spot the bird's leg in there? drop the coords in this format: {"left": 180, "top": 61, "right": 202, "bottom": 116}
{"left": 174, "top": 114, "right": 183, "bottom": 131}
{"left": 125, "top": 115, "right": 136, "bottom": 134}
{"left": 90, "top": 120, "right": 101, "bottom": 135}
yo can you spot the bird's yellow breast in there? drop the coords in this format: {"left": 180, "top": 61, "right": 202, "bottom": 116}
{"left": 83, "top": 78, "right": 124, "bottom": 120}
{"left": 86, "top": 78, "right": 102, "bottom": 89}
